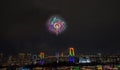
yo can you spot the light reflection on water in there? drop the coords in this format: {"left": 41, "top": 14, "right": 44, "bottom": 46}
{"left": 0, "top": 65, "right": 120, "bottom": 70}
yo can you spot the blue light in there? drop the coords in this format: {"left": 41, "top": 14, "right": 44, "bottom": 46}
{"left": 69, "top": 57, "right": 75, "bottom": 63}
{"left": 40, "top": 59, "right": 44, "bottom": 65}
{"left": 20, "top": 67, "right": 30, "bottom": 70}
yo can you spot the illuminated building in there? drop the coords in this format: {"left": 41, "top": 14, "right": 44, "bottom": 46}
{"left": 79, "top": 57, "right": 91, "bottom": 63}
{"left": 26, "top": 53, "right": 31, "bottom": 59}
{"left": 18, "top": 53, "right": 25, "bottom": 60}
{"left": 18, "top": 53, "right": 26, "bottom": 65}
{"left": 96, "top": 65, "right": 103, "bottom": 70}
{"left": 32, "top": 55, "right": 37, "bottom": 64}
{"left": 55, "top": 52, "right": 59, "bottom": 63}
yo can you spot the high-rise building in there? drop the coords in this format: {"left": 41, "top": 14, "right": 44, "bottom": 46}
{"left": 26, "top": 53, "right": 32, "bottom": 61}
{"left": 18, "top": 53, "right": 25, "bottom": 60}
{"left": 18, "top": 53, "right": 25, "bottom": 65}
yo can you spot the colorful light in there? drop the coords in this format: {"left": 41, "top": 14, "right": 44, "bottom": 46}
{"left": 69, "top": 48, "right": 75, "bottom": 56}
{"left": 39, "top": 52, "right": 44, "bottom": 59}
{"left": 39, "top": 52, "right": 45, "bottom": 65}
{"left": 75, "top": 66, "right": 80, "bottom": 70}
{"left": 69, "top": 57, "right": 75, "bottom": 62}
{"left": 69, "top": 47, "right": 75, "bottom": 63}
{"left": 47, "top": 15, "right": 66, "bottom": 35}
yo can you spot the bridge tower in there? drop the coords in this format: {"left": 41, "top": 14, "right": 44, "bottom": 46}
{"left": 69, "top": 47, "right": 75, "bottom": 63}
{"left": 39, "top": 52, "right": 45, "bottom": 65}
{"left": 55, "top": 52, "right": 60, "bottom": 63}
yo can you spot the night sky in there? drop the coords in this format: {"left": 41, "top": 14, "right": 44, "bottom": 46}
{"left": 1, "top": 0, "right": 120, "bottom": 55}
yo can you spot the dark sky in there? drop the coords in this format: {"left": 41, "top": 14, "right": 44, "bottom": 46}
{"left": 1, "top": 0, "right": 120, "bottom": 55}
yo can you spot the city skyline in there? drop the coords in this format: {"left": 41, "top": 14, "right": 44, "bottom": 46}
{"left": 1, "top": 0, "right": 120, "bottom": 55}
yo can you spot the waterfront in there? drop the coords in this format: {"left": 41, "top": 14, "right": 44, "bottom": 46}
{"left": 0, "top": 64, "right": 120, "bottom": 70}
{"left": 0, "top": 48, "right": 120, "bottom": 70}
